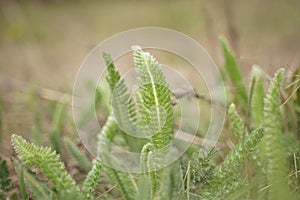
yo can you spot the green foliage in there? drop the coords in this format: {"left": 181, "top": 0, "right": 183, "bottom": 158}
{"left": 18, "top": 165, "right": 27, "bottom": 200}
{"left": 290, "top": 67, "right": 300, "bottom": 135}
{"left": 97, "top": 47, "right": 176, "bottom": 200}
{"left": 103, "top": 52, "right": 121, "bottom": 91}
{"left": 97, "top": 119, "right": 137, "bottom": 199}
{"left": 141, "top": 146, "right": 160, "bottom": 199}
{"left": 105, "top": 167, "right": 136, "bottom": 200}
{"left": 197, "top": 128, "right": 263, "bottom": 199}
{"left": 50, "top": 103, "right": 67, "bottom": 153}
{"left": 181, "top": 147, "right": 217, "bottom": 193}
{"left": 82, "top": 158, "right": 102, "bottom": 200}
{"left": 63, "top": 138, "right": 92, "bottom": 173}
{"left": 228, "top": 103, "right": 246, "bottom": 141}
{"left": 250, "top": 65, "right": 264, "bottom": 128}
{"left": 27, "top": 88, "right": 43, "bottom": 145}
{"left": 0, "top": 97, "right": 3, "bottom": 150}
{"left": 180, "top": 104, "right": 263, "bottom": 200}
{"left": 210, "top": 127, "right": 263, "bottom": 198}
{"left": 14, "top": 160, "right": 50, "bottom": 200}
{"left": 95, "top": 80, "right": 110, "bottom": 116}
{"left": 102, "top": 52, "right": 142, "bottom": 152}
{"left": 97, "top": 52, "right": 139, "bottom": 199}
{"left": 133, "top": 47, "right": 173, "bottom": 149}
{"left": 0, "top": 158, "right": 14, "bottom": 200}
{"left": 220, "top": 36, "right": 248, "bottom": 110}
{"left": 11, "top": 134, "right": 79, "bottom": 193}
{"left": 158, "top": 161, "right": 183, "bottom": 200}
{"left": 110, "top": 77, "right": 140, "bottom": 151}
{"left": 259, "top": 68, "right": 291, "bottom": 199}
{"left": 9, "top": 42, "right": 300, "bottom": 200}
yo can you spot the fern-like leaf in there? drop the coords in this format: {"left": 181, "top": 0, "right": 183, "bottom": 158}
{"left": 218, "top": 128, "right": 263, "bottom": 177}
{"left": 11, "top": 134, "right": 79, "bottom": 193}
{"left": 98, "top": 126, "right": 137, "bottom": 200}
{"left": 14, "top": 160, "right": 50, "bottom": 200}
{"left": 133, "top": 46, "right": 173, "bottom": 149}
{"left": 82, "top": 158, "right": 102, "bottom": 200}
{"left": 228, "top": 103, "right": 246, "bottom": 141}
{"left": 63, "top": 138, "right": 92, "bottom": 173}
{"left": 105, "top": 167, "right": 136, "bottom": 200}
{"left": 203, "top": 128, "right": 263, "bottom": 199}
{"left": 158, "top": 161, "right": 182, "bottom": 200}
{"left": 103, "top": 52, "right": 121, "bottom": 91}
{"left": 260, "top": 68, "right": 290, "bottom": 199}
{"left": 147, "top": 151, "right": 161, "bottom": 198}
{"left": 102, "top": 52, "right": 142, "bottom": 151}
{"left": 250, "top": 65, "right": 264, "bottom": 128}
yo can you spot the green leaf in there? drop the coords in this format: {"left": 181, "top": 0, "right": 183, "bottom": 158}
{"left": 220, "top": 36, "right": 248, "bottom": 110}
{"left": 19, "top": 166, "right": 27, "bottom": 200}
{"left": 202, "top": 128, "right": 263, "bottom": 199}
{"left": 133, "top": 46, "right": 173, "bottom": 149}
{"left": 103, "top": 52, "right": 121, "bottom": 91}
{"left": 0, "top": 158, "right": 13, "bottom": 198}
{"left": 226, "top": 178, "right": 262, "bottom": 200}
{"left": 102, "top": 52, "right": 143, "bottom": 152}
{"left": 228, "top": 103, "right": 246, "bottom": 141}
{"left": 82, "top": 158, "right": 102, "bottom": 200}
{"left": 50, "top": 103, "right": 67, "bottom": 153}
{"left": 140, "top": 143, "right": 160, "bottom": 199}
{"left": 158, "top": 161, "right": 182, "bottom": 200}
{"left": 250, "top": 65, "right": 264, "bottom": 128}
{"left": 14, "top": 160, "right": 50, "bottom": 200}
{"left": 104, "top": 167, "right": 136, "bottom": 200}
{"left": 11, "top": 134, "right": 79, "bottom": 193}
{"left": 260, "top": 68, "right": 291, "bottom": 199}
{"left": 63, "top": 138, "right": 92, "bottom": 173}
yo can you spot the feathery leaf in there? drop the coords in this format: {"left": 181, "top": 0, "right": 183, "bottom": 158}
{"left": 103, "top": 52, "right": 121, "bottom": 91}
{"left": 14, "top": 160, "right": 50, "bottom": 200}
{"left": 133, "top": 46, "right": 173, "bottom": 149}
{"left": 11, "top": 134, "right": 78, "bottom": 193}
{"left": 250, "top": 65, "right": 264, "bottom": 128}
{"left": 260, "top": 68, "right": 290, "bottom": 199}
{"left": 63, "top": 138, "right": 92, "bottom": 173}
{"left": 82, "top": 158, "right": 102, "bottom": 200}
{"left": 228, "top": 103, "right": 246, "bottom": 141}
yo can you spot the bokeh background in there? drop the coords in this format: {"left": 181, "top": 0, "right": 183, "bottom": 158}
{"left": 0, "top": 0, "right": 300, "bottom": 156}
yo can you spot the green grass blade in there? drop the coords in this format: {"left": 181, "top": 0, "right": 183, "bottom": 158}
{"left": 19, "top": 166, "right": 27, "bottom": 200}
{"left": 220, "top": 36, "right": 248, "bottom": 109}
{"left": 50, "top": 103, "right": 67, "bottom": 153}
{"left": 63, "top": 138, "right": 92, "bottom": 173}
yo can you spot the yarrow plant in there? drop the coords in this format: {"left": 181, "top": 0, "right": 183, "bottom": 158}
{"left": 10, "top": 38, "right": 300, "bottom": 200}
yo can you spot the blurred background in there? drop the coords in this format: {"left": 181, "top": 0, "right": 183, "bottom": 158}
{"left": 0, "top": 0, "right": 300, "bottom": 156}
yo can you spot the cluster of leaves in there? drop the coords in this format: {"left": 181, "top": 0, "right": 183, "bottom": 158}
{"left": 0, "top": 158, "right": 16, "bottom": 200}
{"left": 9, "top": 39, "right": 300, "bottom": 200}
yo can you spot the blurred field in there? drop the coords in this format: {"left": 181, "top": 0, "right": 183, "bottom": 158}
{"left": 0, "top": 0, "right": 300, "bottom": 156}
